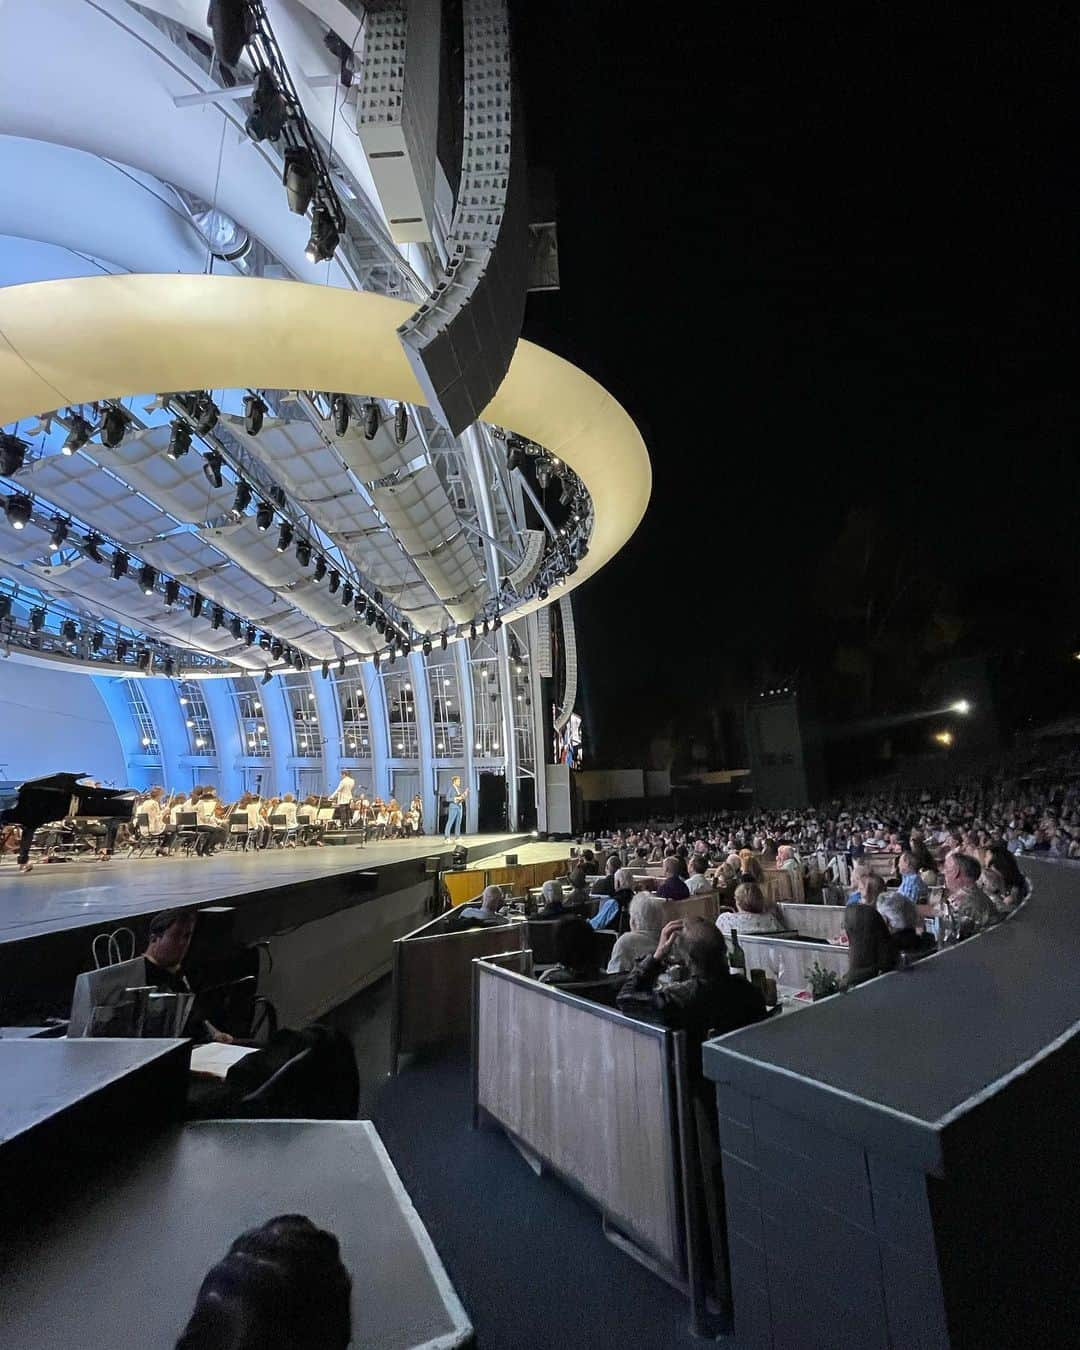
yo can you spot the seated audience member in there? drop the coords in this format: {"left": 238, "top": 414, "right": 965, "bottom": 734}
{"left": 590, "top": 853, "right": 621, "bottom": 898}
{"left": 536, "top": 877, "right": 578, "bottom": 919}
{"left": 737, "top": 849, "right": 765, "bottom": 883}
{"left": 776, "top": 843, "right": 801, "bottom": 874}
{"left": 590, "top": 867, "right": 635, "bottom": 932}
{"left": 908, "top": 828, "right": 935, "bottom": 872}
{"left": 846, "top": 859, "right": 873, "bottom": 904}
{"left": 716, "top": 882, "right": 787, "bottom": 937}
{"left": 607, "top": 893, "right": 668, "bottom": 972}
{"left": 897, "top": 850, "right": 929, "bottom": 903}
{"left": 847, "top": 831, "right": 866, "bottom": 864}
{"left": 656, "top": 854, "right": 690, "bottom": 901}
{"left": 617, "top": 918, "right": 767, "bottom": 1055}
{"left": 448, "top": 883, "right": 507, "bottom": 930}
{"left": 175, "top": 1214, "right": 351, "bottom": 1350}
{"left": 843, "top": 902, "right": 896, "bottom": 986}
{"left": 714, "top": 861, "right": 739, "bottom": 905}
{"left": 876, "top": 890, "right": 934, "bottom": 959}
{"left": 942, "top": 851, "right": 999, "bottom": 937}
{"left": 142, "top": 909, "right": 233, "bottom": 1044}
{"left": 685, "top": 854, "right": 713, "bottom": 894}
{"left": 980, "top": 843, "right": 1026, "bottom": 910}
{"left": 539, "top": 916, "right": 605, "bottom": 986}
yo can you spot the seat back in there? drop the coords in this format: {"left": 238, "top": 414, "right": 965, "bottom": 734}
{"left": 175, "top": 811, "right": 198, "bottom": 828}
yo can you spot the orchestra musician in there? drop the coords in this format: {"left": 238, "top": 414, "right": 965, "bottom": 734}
{"left": 142, "top": 785, "right": 175, "bottom": 856}
{"left": 331, "top": 771, "right": 355, "bottom": 828}
{"left": 444, "top": 775, "right": 468, "bottom": 842}
{"left": 194, "top": 787, "right": 227, "bottom": 857}
{"left": 278, "top": 792, "right": 299, "bottom": 847}
{"left": 409, "top": 793, "right": 424, "bottom": 836}
{"left": 387, "top": 797, "right": 403, "bottom": 838}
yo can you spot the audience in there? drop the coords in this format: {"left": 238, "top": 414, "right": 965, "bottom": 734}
{"left": 685, "top": 854, "right": 713, "bottom": 894}
{"left": 897, "top": 850, "right": 929, "bottom": 902}
{"left": 716, "top": 882, "right": 787, "bottom": 938}
{"left": 942, "top": 852, "right": 999, "bottom": 936}
{"left": 655, "top": 855, "right": 690, "bottom": 901}
{"left": 448, "top": 884, "right": 507, "bottom": 930}
{"left": 590, "top": 867, "right": 635, "bottom": 932}
{"left": 607, "top": 893, "right": 668, "bottom": 972}
{"left": 536, "top": 876, "right": 580, "bottom": 919}
{"left": 539, "top": 916, "right": 605, "bottom": 987}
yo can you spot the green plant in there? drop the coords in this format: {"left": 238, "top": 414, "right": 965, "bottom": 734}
{"left": 807, "top": 962, "right": 841, "bottom": 1000}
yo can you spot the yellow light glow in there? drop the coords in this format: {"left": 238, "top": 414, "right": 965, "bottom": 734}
{"left": 934, "top": 731, "right": 953, "bottom": 747}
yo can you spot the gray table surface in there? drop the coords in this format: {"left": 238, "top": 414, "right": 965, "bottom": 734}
{"left": 0, "top": 1119, "right": 471, "bottom": 1350}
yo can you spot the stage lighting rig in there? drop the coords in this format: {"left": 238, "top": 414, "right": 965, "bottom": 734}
{"left": 230, "top": 616, "right": 243, "bottom": 639}
{"left": 282, "top": 146, "right": 316, "bottom": 215}
{"left": 441, "top": 632, "right": 448, "bottom": 651}
{"left": 328, "top": 569, "right": 340, "bottom": 595}
{"left": 0, "top": 432, "right": 27, "bottom": 477}
{"left": 246, "top": 625, "right": 257, "bottom": 646}
{"left": 363, "top": 401, "right": 380, "bottom": 440}
{"left": 313, "top": 555, "right": 327, "bottom": 582}
{"left": 115, "top": 639, "right": 130, "bottom": 662}
{"left": 493, "top": 612, "right": 502, "bottom": 630}
{"left": 91, "top": 629, "right": 104, "bottom": 652}
{"left": 61, "top": 618, "right": 77, "bottom": 643}
{"left": 255, "top": 500, "right": 274, "bottom": 531}
{"left": 49, "top": 516, "right": 69, "bottom": 549}
{"left": 100, "top": 405, "right": 128, "bottom": 449}
{"left": 321, "top": 659, "right": 330, "bottom": 679}
{"left": 295, "top": 538, "right": 311, "bottom": 567}
{"left": 364, "top": 604, "right": 377, "bottom": 625}
{"left": 270, "top": 638, "right": 284, "bottom": 661}
{"left": 338, "top": 656, "right": 346, "bottom": 677}
{"left": 139, "top": 564, "right": 157, "bottom": 595}
{"left": 29, "top": 606, "right": 45, "bottom": 633}
{"left": 245, "top": 69, "right": 286, "bottom": 142}
{"left": 136, "top": 648, "right": 151, "bottom": 672}
{"left": 165, "top": 578, "right": 181, "bottom": 607}
{"left": 341, "top": 582, "right": 353, "bottom": 608}
{"left": 538, "top": 584, "right": 549, "bottom": 601}
{"left": 5, "top": 494, "right": 32, "bottom": 530}
{"left": 232, "top": 480, "right": 253, "bottom": 517}
{"left": 62, "top": 414, "right": 92, "bottom": 455}
{"left": 168, "top": 421, "right": 192, "bottom": 459}
{"left": 306, "top": 205, "right": 340, "bottom": 264}
{"left": 331, "top": 393, "right": 350, "bottom": 436}
{"left": 422, "top": 634, "right": 432, "bottom": 656}
{"left": 211, "top": 605, "right": 225, "bottom": 631}
{"left": 194, "top": 394, "right": 219, "bottom": 435}
{"left": 394, "top": 403, "right": 409, "bottom": 445}
{"left": 203, "top": 449, "right": 225, "bottom": 489}
{"left": 208, "top": 0, "right": 251, "bottom": 67}
{"left": 189, "top": 590, "right": 204, "bottom": 618}
{"left": 110, "top": 551, "right": 129, "bottom": 581}
{"left": 244, "top": 393, "right": 267, "bottom": 435}
{"left": 84, "top": 531, "right": 104, "bottom": 563}
{"left": 162, "top": 656, "right": 176, "bottom": 679}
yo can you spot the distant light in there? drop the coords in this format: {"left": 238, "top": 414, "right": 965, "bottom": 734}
{"left": 142, "top": 737, "right": 151, "bottom": 747}
{"left": 531, "top": 830, "right": 539, "bottom": 838}
{"left": 186, "top": 719, "right": 194, "bottom": 728}
{"left": 950, "top": 700, "right": 971, "bottom": 715}
{"left": 934, "top": 731, "right": 953, "bottom": 747}
{"left": 195, "top": 737, "right": 205, "bottom": 747}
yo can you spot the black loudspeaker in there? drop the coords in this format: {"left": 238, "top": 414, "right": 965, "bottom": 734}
{"left": 505, "top": 853, "right": 519, "bottom": 866}
{"left": 477, "top": 771, "right": 508, "bottom": 832}
{"left": 451, "top": 845, "right": 468, "bottom": 868}
{"left": 425, "top": 856, "right": 441, "bottom": 874}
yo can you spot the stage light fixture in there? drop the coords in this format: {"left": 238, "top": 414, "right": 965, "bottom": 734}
{"left": 535, "top": 459, "right": 553, "bottom": 490}
{"left": 84, "top": 532, "right": 104, "bottom": 563}
{"left": 538, "top": 584, "right": 549, "bottom": 601}
{"left": 363, "top": 401, "right": 380, "bottom": 440}
{"left": 245, "top": 69, "right": 287, "bottom": 143}
{"left": 270, "top": 638, "right": 284, "bottom": 661}
{"left": 259, "top": 632, "right": 271, "bottom": 651}
{"left": 139, "top": 564, "right": 156, "bottom": 595}
{"left": 441, "top": 631, "right": 448, "bottom": 651}
{"left": 91, "top": 629, "right": 104, "bottom": 652}
{"left": 283, "top": 146, "right": 316, "bottom": 214}
{"left": 62, "top": 415, "right": 92, "bottom": 455}
{"left": 292, "top": 649, "right": 304, "bottom": 671}
{"left": 246, "top": 625, "right": 257, "bottom": 646}
{"left": 313, "top": 555, "right": 327, "bottom": 582}
{"left": 110, "top": 551, "right": 129, "bottom": 580}
{"left": 164, "top": 578, "right": 180, "bottom": 606}
{"left": 229, "top": 616, "right": 242, "bottom": 639}
{"left": 162, "top": 656, "right": 176, "bottom": 679}
{"left": 115, "top": 639, "right": 129, "bottom": 662}
{"left": 374, "top": 614, "right": 386, "bottom": 635}
{"left": 341, "top": 582, "right": 353, "bottom": 607}
{"left": 328, "top": 569, "right": 340, "bottom": 595}
{"left": 30, "top": 607, "right": 45, "bottom": 632}
{"left": 422, "top": 635, "right": 432, "bottom": 655}
{"left": 61, "top": 618, "right": 77, "bottom": 643}
{"left": 203, "top": 449, "right": 225, "bottom": 489}
{"left": 232, "top": 480, "right": 253, "bottom": 517}
{"left": 211, "top": 604, "right": 225, "bottom": 630}
{"left": 470, "top": 621, "right": 477, "bottom": 640}
{"left": 331, "top": 393, "right": 350, "bottom": 436}
{"left": 261, "top": 668, "right": 273, "bottom": 685}
{"left": 0, "top": 595, "right": 10, "bottom": 621}
{"left": 506, "top": 438, "right": 524, "bottom": 472}
{"left": 373, "top": 649, "right": 381, "bottom": 670}
{"left": 306, "top": 205, "right": 340, "bottom": 264}
{"left": 244, "top": 393, "right": 267, "bottom": 435}
{"left": 208, "top": 0, "right": 250, "bottom": 65}
{"left": 189, "top": 589, "right": 204, "bottom": 617}
{"left": 338, "top": 656, "right": 346, "bottom": 677}
{"left": 194, "top": 394, "right": 219, "bottom": 435}
{"left": 482, "top": 618, "right": 489, "bottom": 636}
{"left": 255, "top": 501, "right": 274, "bottom": 532}
{"left": 168, "top": 421, "right": 192, "bottom": 459}
{"left": 321, "top": 659, "right": 330, "bottom": 679}
{"left": 136, "top": 648, "right": 151, "bottom": 672}
{"left": 364, "top": 604, "right": 376, "bottom": 625}
{"left": 296, "top": 538, "right": 312, "bottom": 567}
{"left": 4, "top": 493, "right": 31, "bottom": 530}
{"left": 389, "top": 646, "right": 397, "bottom": 665}
{"left": 394, "top": 402, "right": 408, "bottom": 445}
{"left": 276, "top": 521, "right": 293, "bottom": 553}
{"left": 950, "top": 699, "right": 972, "bottom": 715}
{"left": 0, "top": 432, "right": 28, "bottom": 476}
{"left": 401, "top": 636, "right": 411, "bottom": 655}
{"left": 493, "top": 612, "right": 502, "bottom": 630}
{"left": 100, "top": 405, "right": 127, "bottom": 449}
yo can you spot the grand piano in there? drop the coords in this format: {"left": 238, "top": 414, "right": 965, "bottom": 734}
{"left": 0, "top": 774, "right": 139, "bottom": 870}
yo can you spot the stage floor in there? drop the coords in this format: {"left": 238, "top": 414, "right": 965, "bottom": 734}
{"left": 0, "top": 835, "right": 569, "bottom": 946}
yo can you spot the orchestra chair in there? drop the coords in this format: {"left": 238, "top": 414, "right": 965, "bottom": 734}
{"left": 227, "top": 817, "right": 251, "bottom": 851}
{"left": 173, "top": 810, "right": 201, "bottom": 856}
{"left": 126, "top": 812, "right": 157, "bottom": 859}
{"left": 268, "top": 812, "right": 298, "bottom": 848}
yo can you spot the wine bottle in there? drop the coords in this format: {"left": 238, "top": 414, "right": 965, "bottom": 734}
{"left": 728, "top": 930, "right": 746, "bottom": 978}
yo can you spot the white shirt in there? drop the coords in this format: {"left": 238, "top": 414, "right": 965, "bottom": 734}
{"left": 333, "top": 775, "right": 356, "bottom": 806}
{"left": 170, "top": 800, "right": 191, "bottom": 826}
{"left": 279, "top": 800, "right": 298, "bottom": 827}
{"left": 196, "top": 797, "right": 218, "bottom": 825}
{"left": 686, "top": 873, "right": 713, "bottom": 894}
{"left": 143, "top": 798, "right": 166, "bottom": 836}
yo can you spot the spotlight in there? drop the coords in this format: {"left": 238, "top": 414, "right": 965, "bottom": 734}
{"left": 440, "top": 631, "right": 448, "bottom": 651}
{"left": 493, "top": 612, "right": 502, "bottom": 630}
{"left": 364, "top": 604, "right": 377, "bottom": 624}
{"left": 4, "top": 493, "right": 32, "bottom": 530}
{"left": 245, "top": 69, "right": 287, "bottom": 143}
{"left": 162, "top": 578, "right": 179, "bottom": 606}
{"left": 482, "top": 618, "right": 489, "bottom": 636}
{"left": 255, "top": 501, "right": 274, "bottom": 531}
{"left": 296, "top": 538, "right": 311, "bottom": 567}
{"left": 30, "top": 606, "right": 46, "bottom": 632}
{"left": 950, "top": 700, "right": 972, "bottom": 715}
{"left": 506, "top": 437, "right": 524, "bottom": 472}
{"left": 337, "top": 656, "right": 346, "bottom": 676}
{"left": 187, "top": 589, "right": 202, "bottom": 616}
{"left": 321, "top": 659, "right": 330, "bottom": 679}
{"left": 62, "top": 415, "right": 92, "bottom": 455}
{"left": 470, "top": 621, "right": 477, "bottom": 640}
{"left": 341, "top": 582, "right": 353, "bottom": 607}
{"left": 211, "top": 605, "right": 225, "bottom": 630}
{"left": 203, "top": 449, "right": 225, "bottom": 489}
{"left": 110, "top": 550, "right": 129, "bottom": 580}
{"left": 208, "top": 0, "right": 250, "bottom": 66}
{"left": 137, "top": 564, "right": 155, "bottom": 595}
{"left": 194, "top": 394, "right": 219, "bottom": 435}
{"left": 61, "top": 618, "right": 77, "bottom": 643}
{"left": 328, "top": 569, "right": 340, "bottom": 595}
{"left": 313, "top": 555, "right": 327, "bottom": 582}
{"left": 535, "top": 459, "right": 553, "bottom": 490}
{"left": 84, "top": 531, "right": 104, "bottom": 563}
{"left": 136, "top": 648, "right": 151, "bottom": 672}
{"left": 292, "top": 649, "right": 304, "bottom": 671}
{"left": 422, "top": 635, "right": 432, "bottom": 655}
{"left": 394, "top": 402, "right": 408, "bottom": 445}
{"left": 100, "top": 405, "right": 128, "bottom": 449}
{"left": 538, "top": 584, "right": 549, "bottom": 601}
{"left": 261, "top": 668, "right": 273, "bottom": 685}
{"left": 270, "top": 638, "right": 284, "bottom": 661}
{"left": 245, "top": 625, "right": 257, "bottom": 646}
{"left": 259, "top": 632, "right": 271, "bottom": 651}
{"left": 401, "top": 636, "right": 411, "bottom": 655}
{"left": 282, "top": 146, "right": 316, "bottom": 215}
{"left": 374, "top": 614, "right": 386, "bottom": 634}
{"left": 363, "top": 401, "right": 380, "bottom": 440}
{"left": 331, "top": 393, "right": 350, "bottom": 436}
{"left": 354, "top": 592, "right": 365, "bottom": 615}
{"left": 91, "top": 629, "right": 104, "bottom": 652}
{"left": 232, "top": 480, "right": 253, "bottom": 517}
{"left": 934, "top": 730, "right": 954, "bottom": 747}
{"left": 162, "top": 656, "right": 176, "bottom": 679}
{"left": 0, "top": 595, "right": 9, "bottom": 621}
{"left": 373, "top": 649, "right": 381, "bottom": 670}
{"left": 372, "top": 589, "right": 383, "bottom": 606}
{"left": 306, "top": 205, "right": 340, "bottom": 264}
{"left": 244, "top": 393, "right": 266, "bottom": 435}
{"left": 168, "top": 421, "right": 192, "bottom": 459}
{"left": 115, "top": 638, "right": 130, "bottom": 662}
{"left": 0, "top": 432, "right": 28, "bottom": 476}
{"left": 229, "top": 616, "right": 242, "bottom": 639}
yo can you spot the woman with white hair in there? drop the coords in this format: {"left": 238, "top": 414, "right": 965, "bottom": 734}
{"left": 590, "top": 867, "right": 636, "bottom": 932}
{"left": 606, "top": 892, "right": 668, "bottom": 972}
{"left": 876, "top": 889, "right": 934, "bottom": 961}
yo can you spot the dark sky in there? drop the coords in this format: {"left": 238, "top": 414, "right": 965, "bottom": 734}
{"left": 511, "top": 5, "right": 1077, "bottom": 767}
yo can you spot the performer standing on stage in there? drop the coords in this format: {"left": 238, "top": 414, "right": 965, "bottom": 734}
{"left": 331, "top": 770, "right": 355, "bottom": 829}
{"left": 444, "top": 776, "right": 467, "bottom": 842}
{"left": 409, "top": 792, "right": 424, "bottom": 836}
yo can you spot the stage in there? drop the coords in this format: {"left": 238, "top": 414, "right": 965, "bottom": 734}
{"left": 0, "top": 835, "right": 572, "bottom": 1022}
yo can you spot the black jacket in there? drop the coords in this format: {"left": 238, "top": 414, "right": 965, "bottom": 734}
{"left": 616, "top": 956, "right": 767, "bottom": 1062}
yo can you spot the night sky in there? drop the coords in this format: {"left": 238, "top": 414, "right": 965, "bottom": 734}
{"left": 511, "top": 5, "right": 1078, "bottom": 775}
